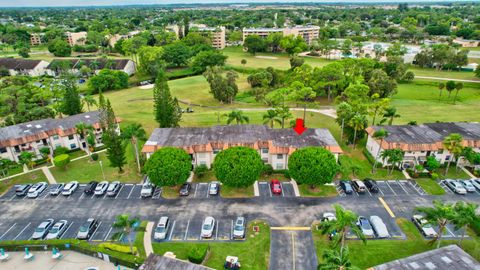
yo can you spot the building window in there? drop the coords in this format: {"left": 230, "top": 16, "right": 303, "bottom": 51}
{"left": 197, "top": 152, "right": 206, "bottom": 158}
{"left": 70, "top": 143, "right": 77, "bottom": 149}
{"left": 276, "top": 163, "right": 284, "bottom": 170}
{"left": 262, "top": 158, "right": 268, "bottom": 163}
{"left": 14, "top": 146, "right": 20, "bottom": 152}
{"left": 420, "top": 151, "right": 425, "bottom": 154}
{"left": 68, "top": 135, "right": 74, "bottom": 140}
{"left": 277, "top": 154, "right": 283, "bottom": 159}
{"left": 213, "top": 149, "right": 220, "bottom": 154}
{"left": 36, "top": 140, "right": 41, "bottom": 143}
{"left": 445, "top": 155, "right": 450, "bottom": 161}
{"left": 199, "top": 161, "right": 206, "bottom": 165}
{"left": 261, "top": 148, "right": 268, "bottom": 154}
{"left": 0, "top": 147, "right": 7, "bottom": 153}
{"left": 53, "top": 135, "right": 59, "bottom": 140}
{"left": 437, "top": 149, "right": 444, "bottom": 154}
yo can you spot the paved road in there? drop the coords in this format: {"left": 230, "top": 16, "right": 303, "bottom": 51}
{"left": 416, "top": 76, "right": 480, "bottom": 83}
{"left": 0, "top": 183, "right": 478, "bottom": 269}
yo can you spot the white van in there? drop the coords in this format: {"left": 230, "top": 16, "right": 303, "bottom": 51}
{"left": 369, "top": 216, "right": 390, "bottom": 238}
{"left": 353, "top": 180, "right": 367, "bottom": 193}
{"left": 154, "top": 216, "right": 170, "bottom": 240}
{"left": 141, "top": 177, "right": 154, "bottom": 198}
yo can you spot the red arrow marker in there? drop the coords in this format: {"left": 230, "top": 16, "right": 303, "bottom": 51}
{"left": 293, "top": 118, "right": 307, "bottom": 135}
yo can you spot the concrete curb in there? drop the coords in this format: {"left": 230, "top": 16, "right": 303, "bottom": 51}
{"left": 254, "top": 181, "right": 259, "bottom": 196}
{"left": 144, "top": 221, "right": 154, "bottom": 257}
{"left": 460, "top": 166, "right": 476, "bottom": 179}
{"left": 290, "top": 179, "right": 300, "bottom": 197}
{"left": 187, "top": 172, "right": 194, "bottom": 183}
{"left": 402, "top": 170, "right": 412, "bottom": 180}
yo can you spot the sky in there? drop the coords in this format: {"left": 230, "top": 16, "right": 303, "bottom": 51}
{"left": 0, "top": 0, "right": 467, "bottom": 8}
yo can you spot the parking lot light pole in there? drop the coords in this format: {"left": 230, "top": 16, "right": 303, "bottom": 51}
{"left": 99, "top": 160, "right": 106, "bottom": 181}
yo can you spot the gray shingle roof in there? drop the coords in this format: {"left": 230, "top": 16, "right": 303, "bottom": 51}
{"left": 0, "top": 58, "right": 42, "bottom": 70}
{"left": 46, "top": 58, "right": 131, "bottom": 70}
{"left": 145, "top": 125, "right": 340, "bottom": 149}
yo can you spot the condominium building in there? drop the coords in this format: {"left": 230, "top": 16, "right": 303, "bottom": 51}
{"left": 242, "top": 25, "right": 320, "bottom": 45}
{"left": 194, "top": 26, "right": 226, "bottom": 50}
{"left": 0, "top": 111, "right": 120, "bottom": 163}
{"left": 46, "top": 58, "right": 136, "bottom": 76}
{"left": 66, "top": 31, "right": 87, "bottom": 46}
{"left": 142, "top": 125, "right": 342, "bottom": 170}
{"left": 0, "top": 58, "right": 49, "bottom": 76}
{"left": 30, "top": 33, "right": 42, "bottom": 46}
{"left": 365, "top": 122, "right": 480, "bottom": 169}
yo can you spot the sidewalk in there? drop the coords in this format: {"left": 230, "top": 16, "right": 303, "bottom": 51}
{"left": 144, "top": 221, "right": 154, "bottom": 257}
{"left": 41, "top": 167, "right": 57, "bottom": 184}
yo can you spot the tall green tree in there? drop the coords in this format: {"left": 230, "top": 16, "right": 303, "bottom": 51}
{"left": 101, "top": 99, "right": 126, "bottom": 172}
{"left": 289, "top": 81, "right": 316, "bottom": 125}
{"left": 61, "top": 75, "right": 83, "bottom": 116}
{"left": 112, "top": 214, "right": 140, "bottom": 255}
{"left": 225, "top": 110, "right": 249, "bottom": 125}
{"left": 451, "top": 201, "right": 479, "bottom": 246}
{"left": 82, "top": 95, "right": 97, "bottom": 112}
{"left": 318, "top": 247, "right": 358, "bottom": 270}
{"left": 153, "top": 70, "right": 182, "bottom": 128}
{"left": 382, "top": 106, "right": 400, "bottom": 125}
{"left": 144, "top": 147, "right": 192, "bottom": 186}
{"left": 203, "top": 66, "right": 238, "bottom": 104}
{"left": 438, "top": 82, "right": 445, "bottom": 99}
{"left": 349, "top": 113, "right": 367, "bottom": 149}
{"left": 243, "top": 35, "right": 266, "bottom": 55}
{"left": 380, "top": 149, "right": 405, "bottom": 174}
{"left": 213, "top": 146, "right": 264, "bottom": 187}
{"left": 445, "top": 80, "right": 456, "bottom": 99}
{"left": 443, "top": 133, "right": 464, "bottom": 174}
{"left": 288, "top": 147, "right": 339, "bottom": 187}
{"left": 262, "top": 109, "right": 281, "bottom": 128}
{"left": 371, "top": 128, "right": 389, "bottom": 173}
{"left": 453, "top": 82, "right": 463, "bottom": 104}
{"left": 18, "top": 151, "right": 34, "bottom": 169}
{"left": 122, "top": 123, "right": 147, "bottom": 173}
{"left": 416, "top": 200, "right": 454, "bottom": 249}
{"left": 75, "top": 122, "right": 93, "bottom": 154}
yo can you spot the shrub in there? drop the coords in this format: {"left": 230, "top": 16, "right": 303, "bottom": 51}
{"left": 98, "top": 243, "right": 137, "bottom": 255}
{"left": 194, "top": 164, "right": 209, "bottom": 179}
{"left": 53, "top": 154, "right": 70, "bottom": 168}
{"left": 54, "top": 147, "right": 69, "bottom": 156}
{"left": 213, "top": 146, "right": 264, "bottom": 187}
{"left": 144, "top": 147, "right": 192, "bottom": 187}
{"left": 288, "top": 147, "right": 338, "bottom": 186}
{"left": 91, "top": 153, "right": 99, "bottom": 161}
{"left": 188, "top": 245, "right": 208, "bottom": 264}
{"left": 430, "top": 172, "right": 439, "bottom": 180}
{"left": 263, "top": 164, "right": 274, "bottom": 175}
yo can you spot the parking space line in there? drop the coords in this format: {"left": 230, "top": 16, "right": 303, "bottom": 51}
{"left": 8, "top": 194, "right": 16, "bottom": 201}
{"left": 291, "top": 232, "right": 296, "bottom": 270}
{"left": 90, "top": 221, "right": 102, "bottom": 240}
{"left": 444, "top": 226, "right": 456, "bottom": 237}
{"left": 385, "top": 181, "right": 397, "bottom": 196}
{"left": 184, "top": 220, "right": 190, "bottom": 240}
{"left": 115, "top": 185, "right": 124, "bottom": 199}
{"left": 206, "top": 184, "right": 210, "bottom": 198}
{"left": 62, "top": 222, "right": 74, "bottom": 239}
{"left": 378, "top": 186, "right": 385, "bottom": 196}
{"left": 13, "top": 222, "right": 31, "bottom": 240}
{"left": 280, "top": 183, "right": 284, "bottom": 197}
{"left": 79, "top": 192, "right": 85, "bottom": 200}
{"left": 0, "top": 223, "right": 16, "bottom": 240}
{"left": 268, "top": 184, "right": 272, "bottom": 197}
{"left": 168, "top": 220, "right": 176, "bottom": 241}
{"left": 215, "top": 220, "right": 219, "bottom": 240}
{"left": 104, "top": 226, "right": 113, "bottom": 241}
{"left": 194, "top": 184, "right": 198, "bottom": 198}
{"left": 230, "top": 220, "right": 233, "bottom": 240}
{"left": 365, "top": 187, "right": 372, "bottom": 196}
{"left": 378, "top": 197, "right": 395, "bottom": 218}
{"left": 397, "top": 181, "right": 409, "bottom": 194}
{"left": 127, "top": 186, "right": 135, "bottom": 199}
{"left": 271, "top": 227, "right": 310, "bottom": 231}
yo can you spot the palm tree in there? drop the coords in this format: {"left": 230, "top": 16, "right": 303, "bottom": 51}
{"left": 318, "top": 247, "right": 359, "bottom": 270}
{"left": 380, "top": 149, "right": 404, "bottom": 175}
{"left": 372, "top": 128, "right": 389, "bottom": 173}
{"left": 75, "top": 122, "right": 94, "bottom": 155}
{"left": 416, "top": 200, "right": 454, "bottom": 249}
{"left": 382, "top": 107, "right": 400, "bottom": 125}
{"left": 318, "top": 204, "right": 366, "bottom": 256}
{"left": 18, "top": 151, "right": 34, "bottom": 170}
{"left": 275, "top": 105, "right": 293, "bottom": 128}
{"left": 225, "top": 110, "right": 249, "bottom": 125}
{"left": 349, "top": 113, "right": 366, "bottom": 149}
{"left": 82, "top": 95, "right": 97, "bottom": 111}
{"left": 453, "top": 82, "right": 463, "bottom": 104}
{"left": 438, "top": 82, "right": 445, "bottom": 99}
{"left": 443, "top": 133, "right": 464, "bottom": 174}
{"left": 451, "top": 201, "right": 478, "bottom": 246}
{"left": 112, "top": 214, "right": 140, "bottom": 255}
{"left": 122, "top": 123, "right": 147, "bottom": 173}
{"left": 262, "top": 109, "right": 281, "bottom": 128}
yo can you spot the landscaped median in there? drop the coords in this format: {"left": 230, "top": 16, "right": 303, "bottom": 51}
{"left": 313, "top": 218, "right": 480, "bottom": 269}
{"left": 152, "top": 220, "right": 270, "bottom": 270}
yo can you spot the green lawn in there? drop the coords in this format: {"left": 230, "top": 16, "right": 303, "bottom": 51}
{"left": 298, "top": 184, "right": 337, "bottom": 197}
{"left": 0, "top": 170, "right": 48, "bottom": 195}
{"left": 193, "top": 170, "right": 217, "bottom": 182}
{"left": 313, "top": 218, "right": 480, "bottom": 269}
{"left": 409, "top": 66, "right": 479, "bottom": 81}
{"left": 436, "top": 167, "right": 471, "bottom": 179}
{"left": 221, "top": 184, "right": 254, "bottom": 198}
{"left": 49, "top": 145, "right": 142, "bottom": 183}
{"left": 152, "top": 221, "right": 270, "bottom": 270}
{"left": 338, "top": 154, "right": 405, "bottom": 180}
{"left": 414, "top": 178, "right": 446, "bottom": 195}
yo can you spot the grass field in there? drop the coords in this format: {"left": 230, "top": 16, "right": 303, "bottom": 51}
{"left": 410, "top": 66, "right": 479, "bottom": 81}
{"left": 313, "top": 218, "right": 480, "bottom": 269}
{"left": 152, "top": 220, "right": 270, "bottom": 270}
{"left": 298, "top": 184, "right": 338, "bottom": 197}
{"left": 414, "top": 178, "right": 446, "bottom": 195}
{"left": 0, "top": 170, "right": 48, "bottom": 195}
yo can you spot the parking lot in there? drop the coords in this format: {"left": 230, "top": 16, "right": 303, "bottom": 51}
{"left": 258, "top": 181, "right": 296, "bottom": 197}
{"left": 336, "top": 180, "right": 426, "bottom": 197}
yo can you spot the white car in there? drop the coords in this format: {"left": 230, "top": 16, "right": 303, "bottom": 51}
{"left": 32, "top": 219, "right": 54, "bottom": 240}
{"left": 27, "top": 182, "right": 48, "bottom": 198}
{"left": 209, "top": 182, "right": 220, "bottom": 195}
{"left": 412, "top": 215, "right": 438, "bottom": 238}
{"left": 232, "top": 217, "right": 246, "bottom": 239}
{"left": 153, "top": 216, "right": 170, "bottom": 240}
{"left": 106, "top": 181, "right": 121, "bottom": 197}
{"left": 461, "top": 180, "right": 476, "bottom": 192}
{"left": 357, "top": 216, "right": 374, "bottom": 238}
{"left": 140, "top": 179, "right": 154, "bottom": 198}
{"left": 45, "top": 220, "right": 68, "bottom": 239}
{"left": 445, "top": 179, "right": 467, "bottom": 194}
{"left": 322, "top": 212, "right": 337, "bottom": 222}
{"left": 369, "top": 216, "right": 390, "bottom": 238}
{"left": 94, "top": 181, "right": 109, "bottom": 196}
{"left": 62, "top": 181, "right": 79, "bottom": 196}
{"left": 471, "top": 179, "right": 480, "bottom": 191}
{"left": 201, "top": 216, "right": 216, "bottom": 238}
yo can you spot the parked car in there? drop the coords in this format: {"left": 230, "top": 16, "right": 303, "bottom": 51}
{"left": 209, "top": 181, "right": 220, "bottom": 195}
{"left": 179, "top": 183, "right": 191, "bottom": 196}
{"left": 201, "top": 216, "right": 216, "bottom": 238}
{"left": 352, "top": 180, "right": 366, "bottom": 193}
{"left": 357, "top": 216, "right": 374, "bottom": 238}
{"left": 84, "top": 181, "right": 98, "bottom": 195}
{"left": 153, "top": 216, "right": 170, "bottom": 240}
{"left": 62, "top": 181, "right": 79, "bottom": 196}
{"left": 270, "top": 179, "right": 282, "bottom": 195}
{"left": 321, "top": 212, "right": 337, "bottom": 222}
{"left": 45, "top": 220, "right": 68, "bottom": 240}
{"left": 340, "top": 181, "right": 353, "bottom": 194}
{"left": 364, "top": 179, "right": 379, "bottom": 193}
{"left": 471, "top": 179, "right": 480, "bottom": 191}
{"left": 141, "top": 178, "right": 154, "bottom": 198}
{"left": 369, "top": 216, "right": 390, "bottom": 238}
{"left": 15, "top": 184, "right": 32, "bottom": 197}
{"left": 32, "top": 219, "right": 54, "bottom": 240}
{"left": 106, "top": 181, "right": 121, "bottom": 196}
{"left": 445, "top": 179, "right": 467, "bottom": 194}
{"left": 27, "top": 182, "right": 48, "bottom": 198}
{"left": 461, "top": 180, "right": 476, "bottom": 192}
{"left": 77, "top": 218, "right": 99, "bottom": 240}
{"left": 232, "top": 217, "right": 246, "bottom": 239}
{"left": 49, "top": 184, "right": 64, "bottom": 196}
{"left": 94, "top": 181, "right": 109, "bottom": 196}
{"left": 412, "top": 215, "right": 438, "bottom": 238}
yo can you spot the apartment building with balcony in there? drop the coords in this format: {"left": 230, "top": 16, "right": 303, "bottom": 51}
{"left": 242, "top": 25, "right": 320, "bottom": 45}
{"left": 66, "top": 31, "right": 87, "bottom": 46}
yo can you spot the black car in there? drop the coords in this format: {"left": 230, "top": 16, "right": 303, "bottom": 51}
{"left": 339, "top": 181, "right": 353, "bottom": 194}
{"left": 364, "top": 179, "right": 379, "bottom": 193}
{"left": 179, "top": 183, "right": 191, "bottom": 196}
{"left": 84, "top": 181, "right": 98, "bottom": 195}
{"left": 16, "top": 184, "right": 32, "bottom": 197}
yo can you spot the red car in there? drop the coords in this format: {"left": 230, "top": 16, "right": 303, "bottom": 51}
{"left": 270, "top": 179, "right": 282, "bottom": 195}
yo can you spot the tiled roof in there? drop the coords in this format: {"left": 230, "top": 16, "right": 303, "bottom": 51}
{"left": 46, "top": 58, "right": 131, "bottom": 70}
{"left": 0, "top": 58, "right": 43, "bottom": 70}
